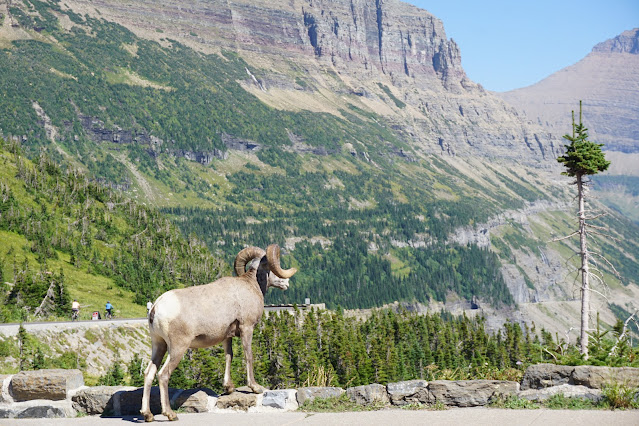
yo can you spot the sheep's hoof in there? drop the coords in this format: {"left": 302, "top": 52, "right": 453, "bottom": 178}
{"left": 163, "top": 411, "right": 179, "bottom": 421}
{"left": 141, "top": 411, "right": 154, "bottom": 422}
{"left": 249, "top": 384, "right": 265, "bottom": 394}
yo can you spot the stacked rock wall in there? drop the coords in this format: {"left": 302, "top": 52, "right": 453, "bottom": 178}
{"left": 1, "top": 364, "right": 638, "bottom": 418}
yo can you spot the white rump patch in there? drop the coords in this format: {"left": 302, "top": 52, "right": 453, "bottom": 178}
{"left": 154, "top": 291, "right": 181, "bottom": 332}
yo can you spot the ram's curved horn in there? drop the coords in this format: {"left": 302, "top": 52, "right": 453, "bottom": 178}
{"left": 266, "top": 244, "right": 297, "bottom": 279}
{"left": 234, "top": 246, "right": 266, "bottom": 276}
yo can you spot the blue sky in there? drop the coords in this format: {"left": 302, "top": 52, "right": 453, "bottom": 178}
{"left": 406, "top": 0, "right": 639, "bottom": 92}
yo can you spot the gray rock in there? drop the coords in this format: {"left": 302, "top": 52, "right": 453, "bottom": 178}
{"left": 262, "top": 389, "right": 298, "bottom": 410}
{"left": 428, "top": 380, "right": 519, "bottom": 407}
{"left": 296, "top": 387, "right": 345, "bottom": 405}
{"left": 15, "top": 405, "right": 67, "bottom": 419}
{"left": 71, "top": 385, "right": 136, "bottom": 415}
{"left": 521, "top": 364, "right": 639, "bottom": 390}
{"left": 386, "top": 380, "right": 429, "bottom": 406}
{"left": 520, "top": 364, "right": 574, "bottom": 390}
{"left": 0, "top": 406, "right": 12, "bottom": 418}
{"left": 518, "top": 384, "right": 603, "bottom": 402}
{"left": 0, "top": 400, "right": 75, "bottom": 419}
{"left": 9, "top": 369, "right": 84, "bottom": 401}
{"left": 572, "top": 366, "right": 639, "bottom": 389}
{"left": 346, "top": 384, "right": 389, "bottom": 406}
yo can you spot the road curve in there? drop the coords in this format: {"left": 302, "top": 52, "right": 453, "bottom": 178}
{"left": 0, "top": 407, "right": 638, "bottom": 426}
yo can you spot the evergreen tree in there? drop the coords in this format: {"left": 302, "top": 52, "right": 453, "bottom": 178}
{"left": 556, "top": 101, "right": 611, "bottom": 358}
{"left": 128, "top": 353, "right": 145, "bottom": 387}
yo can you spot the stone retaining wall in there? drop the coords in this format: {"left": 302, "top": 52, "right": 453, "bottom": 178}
{"left": 1, "top": 364, "right": 637, "bottom": 419}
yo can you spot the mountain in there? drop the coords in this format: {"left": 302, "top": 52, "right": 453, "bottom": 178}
{"left": 498, "top": 29, "right": 639, "bottom": 155}
{"left": 3, "top": 0, "right": 561, "bottom": 162}
{"left": 498, "top": 29, "right": 639, "bottom": 222}
{"left": 1, "top": 0, "right": 638, "bottom": 338}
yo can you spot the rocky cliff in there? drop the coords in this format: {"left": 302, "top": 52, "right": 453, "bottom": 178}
{"left": 57, "top": 0, "right": 560, "bottom": 163}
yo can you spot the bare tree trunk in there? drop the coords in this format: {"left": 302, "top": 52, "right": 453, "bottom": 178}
{"left": 577, "top": 174, "right": 590, "bottom": 358}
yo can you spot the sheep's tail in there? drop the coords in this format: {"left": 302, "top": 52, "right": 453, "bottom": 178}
{"left": 149, "top": 305, "right": 156, "bottom": 326}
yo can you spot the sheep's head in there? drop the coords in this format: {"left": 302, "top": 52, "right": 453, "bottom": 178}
{"left": 234, "top": 244, "right": 297, "bottom": 294}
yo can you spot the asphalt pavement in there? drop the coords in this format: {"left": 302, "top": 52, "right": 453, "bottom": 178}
{"left": 1, "top": 408, "right": 638, "bottom": 426}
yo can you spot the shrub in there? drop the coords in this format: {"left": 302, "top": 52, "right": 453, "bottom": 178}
{"left": 602, "top": 382, "right": 639, "bottom": 410}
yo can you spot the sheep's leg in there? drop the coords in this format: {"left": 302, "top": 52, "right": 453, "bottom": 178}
{"left": 240, "top": 325, "right": 264, "bottom": 393}
{"left": 222, "top": 338, "right": 235, "bottom": 394}
{"left": 157, "top": 346, "right": 187, "bottom": 421}
{"left": 141, "top": 339, "right": 167, "bottom": 422}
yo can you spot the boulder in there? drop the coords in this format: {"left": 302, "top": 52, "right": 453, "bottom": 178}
{"left": 386, "top": 380, "right": 429, "bottom": 406}
{"left": 71, "top": 385, "right": 136, "bottom": 415}
{"left": 346, "top": 384, "right": 389, "bottom": 406}
{"left": 428, "top": 380, "right": 519, "bottom": 407}
{"left": 518, "top": 384, "right": 603, "bottom": 402}
{"left": 0, "top": 400, "right": 75, "bottom": 419}
{"left": 15, "top": 402, "right": 73, "bottom": 419}
{"left": 261, "top": 389, "right": 298, "bottom": 410}
{"left": 171, "top": 388, "right": 217, "bottom": 413}
{"left": 572, "top": 366, "right": 639, "bottom": 389}
{"left": 9, "top": 369, "right": 84, "bottom": 401}
{"left": 520, "top": 364, "right": 574, "bottom": 390}
{"left": 296, "top": 387, "right": 345, "bottom": 405}
{"left": 216, "top": 389, "right": 258, "bottom": 410}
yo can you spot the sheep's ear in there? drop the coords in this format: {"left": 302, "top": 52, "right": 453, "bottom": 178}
{"left": 256, "top": 269, "right": 268, "bottom": 295}
{"left": 247, "top": 258, "right": 261, "bottom": 271}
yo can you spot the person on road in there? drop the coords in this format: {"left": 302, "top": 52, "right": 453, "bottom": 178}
{"left": 146, "top": 300, "right": 153, "bottom": 317}
{"left": 71, "top": 299, "right": 80, "bottom": 320}
{"left": 105, "top": 301, "right": 114, "bottom": 318}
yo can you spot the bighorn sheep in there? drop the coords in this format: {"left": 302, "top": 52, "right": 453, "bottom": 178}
{"left": 140, "top": 244, "right": 297, "bottom": 422}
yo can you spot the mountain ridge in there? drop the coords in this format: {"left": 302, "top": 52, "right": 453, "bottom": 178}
{"left": 25, "top": 0, "right": 560, "bottom": 164}
{"left": 498, "top": 28, "right": 639, "bottom": 155}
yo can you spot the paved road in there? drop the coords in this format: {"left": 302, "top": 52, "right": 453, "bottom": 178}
{"left": 0, "top": 317, "right": 148, "bottom": 337}
{"left": 0, "top": 306, "right": 313, "bottom": 336}
{"left": 1, "top": 408, "right": 638, "bottom": 426}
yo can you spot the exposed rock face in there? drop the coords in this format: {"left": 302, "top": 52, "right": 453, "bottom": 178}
{"left": 499, "top": 29, "right": 639, "bottom": 154}
{"left": 60, "top": 0, "right": 560, "bottom": 164}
